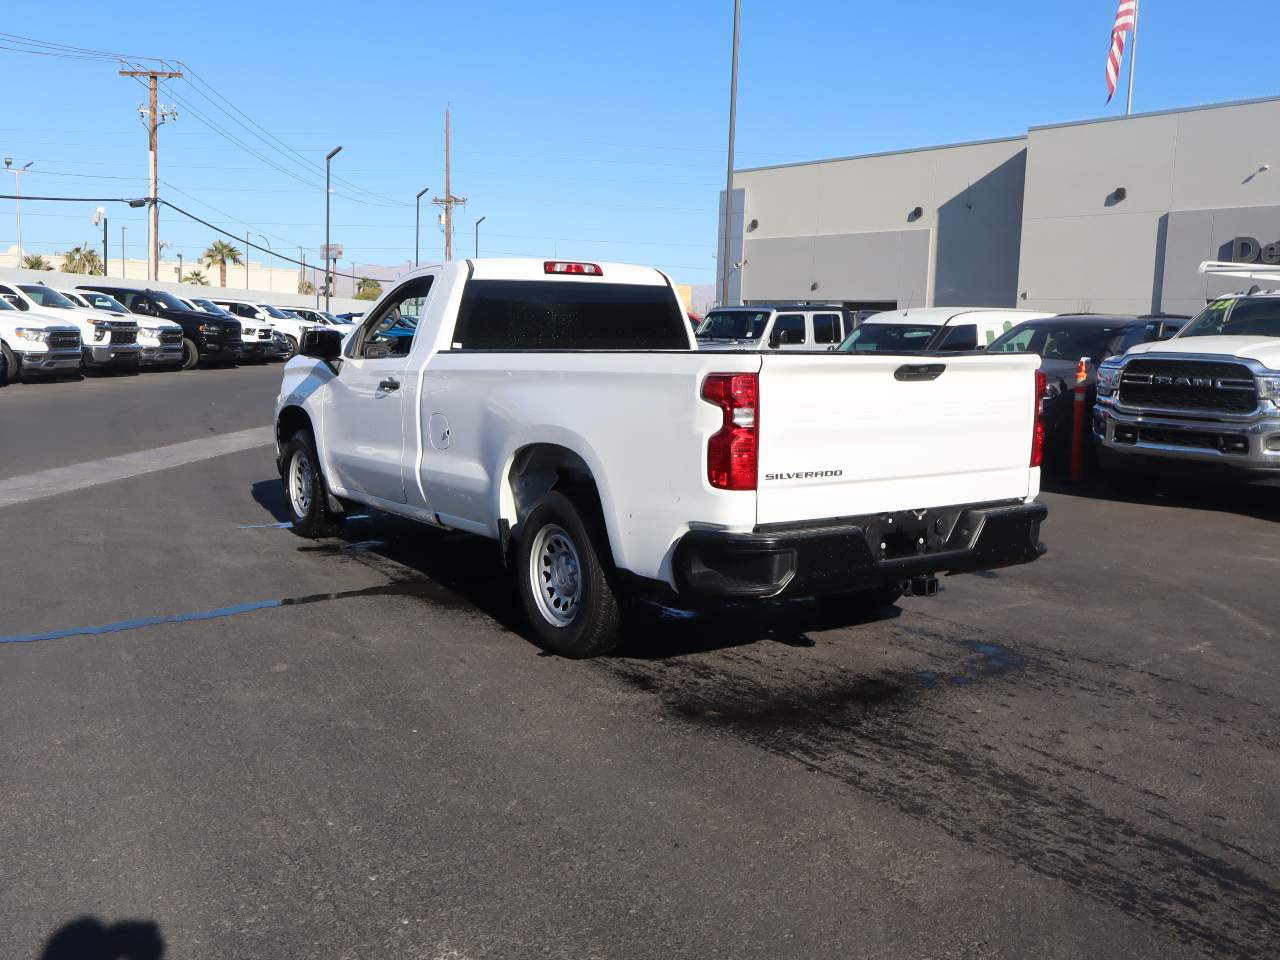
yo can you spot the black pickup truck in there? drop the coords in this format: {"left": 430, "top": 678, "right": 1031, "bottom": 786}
{"left": 78, "top": 285, "right": 242, "bottom": 369}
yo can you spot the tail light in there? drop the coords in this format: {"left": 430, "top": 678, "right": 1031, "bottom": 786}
{"left": 544, "top": 261, "right": 602, "bottom": 276}
{"left": 702, "top": 373, "right": 758, "bottom": 490}
{"left": 1031, "top": 369, "right": 1047, "bottom": 467}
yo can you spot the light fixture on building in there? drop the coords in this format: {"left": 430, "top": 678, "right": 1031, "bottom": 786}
{"left": 907, "top": 206, "right": 924, "bottom": 222}
{"left": 810, "top": 281, "right": 819, "bottom": 291}
{"left": 1112, "top": 187, "right": 1127, "bottom": 202}
{"left": 746, "top": 218, "right": 759, "bottom": 232}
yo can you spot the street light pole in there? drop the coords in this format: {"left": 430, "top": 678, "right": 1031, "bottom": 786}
{"left": 474, "top": 215, "right": 486, "bottom": 258}
{"left": 258, "top": 234, "right": 274, "bottom": 292}
{"left": 720, "top": 0, "right": 742, "bottom": 307}
{"left": 121, "top": 225, "right": 126, "bottom": 278}
{"left": 325, "top": 145, "right": 342, "bottom": 311}
{"left": 415, "top": 186, "right": 430, "bottom": 267}
{"left": 176, "top": 252, "right": 183, "bottom": 282}
{"left": 4, "top": 159, "right": 34, "bottom": 264}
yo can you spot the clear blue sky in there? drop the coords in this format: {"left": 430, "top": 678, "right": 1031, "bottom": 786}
{"left": 0, "top": 1, "right": 1275, "bottom": 287}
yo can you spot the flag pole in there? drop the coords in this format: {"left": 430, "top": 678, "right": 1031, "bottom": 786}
{"left": 1126, "top": 0, "right": 1140, "bottom": 116}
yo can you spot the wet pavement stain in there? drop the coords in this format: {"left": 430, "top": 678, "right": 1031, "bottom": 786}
{"left": 0, "top": 576, "right": 462, "bottom": 645}
{"left": 601, "top": 616, "right": 1280, "bottom": 960}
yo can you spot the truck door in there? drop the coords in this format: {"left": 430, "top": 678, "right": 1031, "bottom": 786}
{"left": 325, "top": 275, "right": 436, "bottom": 504}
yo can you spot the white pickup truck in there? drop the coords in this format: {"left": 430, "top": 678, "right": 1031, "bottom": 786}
{"left": 0, "top": 295, "right": 82, "bottom": 383}
{"left": 276, "top": 258, "right": 1048, "bottom": 657}
{"left": 0, "top": 281, "right": 139, "bottom": 371}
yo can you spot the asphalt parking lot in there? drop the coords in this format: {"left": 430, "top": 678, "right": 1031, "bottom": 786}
{"left": 2, "top": 365, "right": 1278, "bottom": 960}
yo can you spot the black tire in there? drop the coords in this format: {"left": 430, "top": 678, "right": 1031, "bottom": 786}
{"left": 817, "top": 584, "right": 903, "bottom": 621}
{"left": 0, "top": 342, "right": 18, "bottom": 385}
{"left": 283, "top": 335, "right": 298, "bottom": 360}
{"left": 180, "top": 338, "right": 200, "bottom": 370}
{"left": 515, "top": 491, "right": 622, "bottom": 658}
{"left": 280, "top": 430, "right": 344, "bottom": 538}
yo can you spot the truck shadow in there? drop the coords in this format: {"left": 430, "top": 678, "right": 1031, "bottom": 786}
{"left": 251, "top": 478, "right": 902, "bottom": 658}
{"left": 1042, "top": 476, "right": 1280, "bottom": 523}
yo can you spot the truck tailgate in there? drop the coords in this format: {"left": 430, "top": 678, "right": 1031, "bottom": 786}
{"left": 756, "top": 353, "right": 1039, "bottom": 525}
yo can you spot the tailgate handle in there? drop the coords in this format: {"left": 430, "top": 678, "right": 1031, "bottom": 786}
{"left": 894, "top": 363, "right": 946, "bottom": 382}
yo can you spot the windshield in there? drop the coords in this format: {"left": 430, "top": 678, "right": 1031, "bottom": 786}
{"left": 19, "top": 285, "right": 76, "bottom": 309}
{"left": 1180, "top": 297, "right": 1280, "bottom": 339}
{"left": 697, "top": 310, "right": 770, "bottom": 341}
{"left": 837, "top": 322, "right": 939, "bottom": 352}
{"left": 80, "top": 292, "right": 128, "bottom": 313}
{"left": 261, "top": 304, "right": 292, "bottom": 319}
{"left": 989, "top": 322, "right": 1146, "bottom": 361}
{"left": 147, "top": 291, "right": 189, "bottom": 311}
{"left": 190, "top": 298, "right": 226, "bottom": 316}
{"left": 321, "top": 312, "right": 342, "bottom": 324}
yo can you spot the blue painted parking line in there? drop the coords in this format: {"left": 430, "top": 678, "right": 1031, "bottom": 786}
{"left": 0, "top": 599, "right": 282, "bottom": 644}
{"left": 238, "top": 514, "right": 370, "bottom": 529}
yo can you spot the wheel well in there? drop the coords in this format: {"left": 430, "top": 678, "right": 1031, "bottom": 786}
{"left": 276, "top": 405, "right": 313, "bottom": 448}
{"left": 504, "top": 443, "right": 609, "bottom": 557}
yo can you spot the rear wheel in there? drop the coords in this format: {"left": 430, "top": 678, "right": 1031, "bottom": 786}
{"left": 281, "top": 431, "right": 344, "bottom": 538}
{"left": 282, "top": 335, "right": 298, "bottom": 360}
{"left": 180, "top": 338, "right": 200, "bottom": 370}
{"left": 516, "top": 491, "right": 621, "bottom": 658}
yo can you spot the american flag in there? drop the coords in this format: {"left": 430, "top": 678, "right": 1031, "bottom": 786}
{"left": 1106, "top": 0, "right": 1138, "bottom": 102}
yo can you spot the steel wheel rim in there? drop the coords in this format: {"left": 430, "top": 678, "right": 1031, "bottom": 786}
{"left": 288, "top": 448, "right": 313, "bottom": 517}
{"left": 529, "top": 523, "right": 583, "bottom": 627}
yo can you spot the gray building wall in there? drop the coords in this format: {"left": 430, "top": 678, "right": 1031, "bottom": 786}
{"left": 1017, "top": 97, "right": 1280, "bottom": 316}
{"left": 717, "top": 136, "right": 1029, "bottom": 308}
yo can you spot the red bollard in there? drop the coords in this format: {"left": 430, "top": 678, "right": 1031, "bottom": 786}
{"left": 1070, "top": 357, "right": 1088, "bottom": 482}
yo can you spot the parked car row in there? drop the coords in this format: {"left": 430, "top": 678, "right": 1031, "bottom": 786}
{"left": 0, "top": 280, "right": 349, "bottom": 385}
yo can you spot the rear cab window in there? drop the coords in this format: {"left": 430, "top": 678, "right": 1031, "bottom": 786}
{"left": 453, "top": 280, "right": 689, "bottom": 350}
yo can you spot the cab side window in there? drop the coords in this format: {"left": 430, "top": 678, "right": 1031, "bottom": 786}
{"left": 350, "top": 276, "right": 434, "bottom": 360}
{"left": 812, "top": 313, "right": 841, "bottom": 345}
{"left": 0, "top": 285, "right": 27, "bottom": 310}
{"left": 771, "top": 313, "right": 806, "bottom": 346}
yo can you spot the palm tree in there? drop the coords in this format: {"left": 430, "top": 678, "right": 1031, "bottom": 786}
{"left": 21, "top": 254, "right": 52, "bottom": 270}
{"left": 355, "top": 278, "right": 382, "bottom": 301}
{"left": 201, "top": 240, "right": 242, "bottom": 287}
{"left": 298, "top": 278, "right": 316, "bottom": 295}
{"left": 185, "top": 269, "right": 210, "bottom": 286}
{"left": 59, "top": 245, "right": 103, "bottom": 275}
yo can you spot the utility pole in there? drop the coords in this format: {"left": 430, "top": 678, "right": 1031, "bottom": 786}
{"left": 93, "top": 207, "right": 108, "bottom": 277}
{"left": 245, "top": 231, "right": 251, "bottom": 290}
{"left": 325, "top": 145, "right": 342, "bottom": 311}
{"left": 720, "top": 0, "right": 742, "bottom": 307}
{"left": 432, "top": 107, "right": 466, "bottom": 261}
{"left": 121, "top": 225, "right": 126, "bottom": 278}
{"left": 119, "top": 64, "right": 182, "bottom": 282}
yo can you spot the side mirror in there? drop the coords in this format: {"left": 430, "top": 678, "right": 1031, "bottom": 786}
{"left": 299, "top": 327, "right": 344, "bottom": 362}
{"left": 771, "top": 328, "right": 803, "bottom": 347}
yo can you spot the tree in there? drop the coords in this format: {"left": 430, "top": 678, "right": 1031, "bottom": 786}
{"left": 185, "top": 269, "right": 210, "bottom": 286}
{"left": 60, "top": 245, "right": 104, "bottom": 275}
{"left": 298, "top": 278, "right": 316, "bottom": 295}
{"left": 355, "top": 278, "right": 382, "bottom": 301}
{"left": 21, "top": 254, "right": 53, "bottom": 271}
{"left": 201, "top": 240, "right": 242, "bottom": 287}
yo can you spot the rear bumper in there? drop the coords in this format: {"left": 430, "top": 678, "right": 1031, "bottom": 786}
{"left": 673, "top": 500, "right": 1047, "bottom": 599}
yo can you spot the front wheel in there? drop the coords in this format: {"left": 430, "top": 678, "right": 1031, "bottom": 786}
{"left": 180, "top": 338, "right": 200, "bottom": 370}
{"left": 282, "top": 335, "right": 298, "bottom": 360}
{"left": 281, "top": 431, "right": 344, "bottom": 538}
{"left": 0, "top": 342, "right": 18, "bottom": 385}
{"left": 515, "top": 491, "right": 621, "bottom": 658}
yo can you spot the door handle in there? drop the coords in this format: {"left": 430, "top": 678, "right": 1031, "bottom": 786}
{"left": 894, "top": 363, "right": 946, "bottom": 382}
{"left": 378, "top": 378, "right": 400, "bottom": 392}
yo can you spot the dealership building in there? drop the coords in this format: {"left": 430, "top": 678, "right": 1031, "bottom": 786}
{"left": 717, "top": 95, "right": 1280, "bottom": 317}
